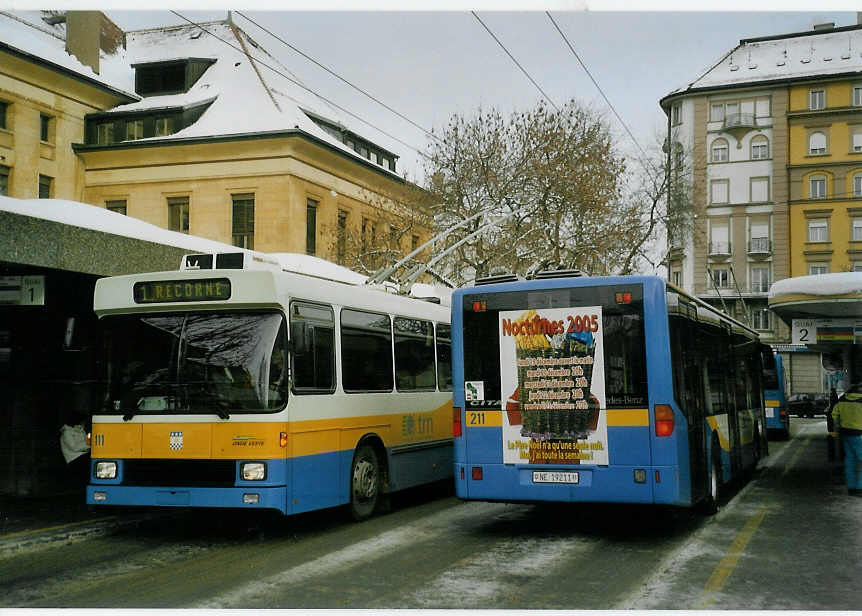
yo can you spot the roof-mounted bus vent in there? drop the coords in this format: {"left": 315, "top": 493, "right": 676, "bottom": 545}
{"left": 529, "top": 269, "right": 588, "bottom": 280}
{"left": 474, "top": 273, "right": 522, "bottom": 286}
{"left": 180, "top": 252, "right": 246, "bottom": 270}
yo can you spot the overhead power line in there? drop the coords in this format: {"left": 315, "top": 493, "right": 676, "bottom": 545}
{"left": 235, "top": 11, "right": 441, "bottom": 145}
{"left": 170, "top": 11, "right": 431, "bottom": 161}
{"left": 545, "top": 11, "right": 657, "bottom": 175}
{"left": 471, "top": 11, "right": 560, "bottom": 113}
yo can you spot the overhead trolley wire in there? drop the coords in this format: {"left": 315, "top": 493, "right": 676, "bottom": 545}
{"left": 471, "top": 11, "right": 561, "bottom": 113}
{"left": 545, "top": 11, "right": 658, "bottom": 176}
{"left": 235, "top": 11, "right": 442, "bottom": 145}
{"left": 170, "top": 11, "right": 432, "bottom": 161}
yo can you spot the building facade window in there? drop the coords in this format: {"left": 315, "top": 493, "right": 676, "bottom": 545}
{"left": 854, "top": 173, "right": 862, "bottom": 197}
{"left": 0, "top": 164, "right": 8, "bottom": 196}
{"left": 96, "top": 122, "right": 114, "bottom": 145}
{"left": 809, "top": 89, "right": 826, "bottom": 110}
{"left": 126, "top": 119, "right": 144, "bottom": 140}
{"left": 752, "top": 308, "right": 772, "bottom": 331}
{"left": 809, "top": 175, "right": 827, "bottom": 199}
{"left": 710, "top": 103, "right": 725, "bottom": 122}
{"left": 155, "top": 117, "right": 174, "bottom": 137}
{"left": 852, "top": 131, "right": 862, "bottom": 153}
{"left": 853, "top": 218, "right": 862, "bottom": 241}
{"left": 361, "top": 217, "right": 368, "bottom": 253}
{"left": 855, "top": 86, "right": 862, "bottom": 107}
{"left": 853, "top": 262, "right": 862, "bottom": 272}
{"left": 750, "top": 177, "right": 769, "bottom": 203}
{"left": 672, "top": 103, "right": 682, "bottom": 125}
{"left": 672, "top": 270, "right": 681, "bottom": 286}
{"left": 755, "top": 97, "right": 771, "bottom": 117}
{"left": 750, "top": 266, "right": 770, "bottom": 293}
{"left": 232, "top": 193, "right": 255, "bottom": 249}
{"left": 711, "top": 138, "right": 729, "bottom": 162}
{"left": 39, "top": 113, "right": 52, "bottom": 142}
{"left": 807, "top": 219, "right": 828, "bottom": 242}
{"left": 38, "top": 174, "right": 52, "bottom": 198}
{"left": 711, "top": 268, "right": 730, "bottom": 289}
{"left": 809, "top": 263, "right": 829, "bottom": 275}
{"left": 306, "top": 198, "right": 318, "bottom": 255}
{"left": 809, "top": 131, "right": 827, "bottom": 155}
{"left": 710, "top": 223, "right": 730, "bottom": 254}
{"left": 751, "top": 136, "right": 769, "bottom": 159}
{"left": 106, "top": 199, "right": 127, "bottom": 215}
{"left": 0, "top": 101, "right": 8, "bottom": 130}
{"left": 750, "top": 221, "right": 770, "bottom": 252}
{"left": 710, "top": 179, "right": 729, "bottom": 204}
{"left": 411, "top": 234, "right": 420, "bottom": 252}
{"left": 167, "top": 196, "right": 189, "bottom": 233}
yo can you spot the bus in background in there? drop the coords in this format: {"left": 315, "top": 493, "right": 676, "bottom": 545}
{"left": 87, "top": 252, "right": 453, "bottom": 521}
{"left": 762, "top": 350, "right": 789, "bottom": 440}
{"left": 451, "top": 273, "right": 766, "bottom": 513}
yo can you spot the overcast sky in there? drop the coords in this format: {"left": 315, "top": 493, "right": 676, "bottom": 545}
{"left": 101, "top": 7, "right": 858, "bottom": 181}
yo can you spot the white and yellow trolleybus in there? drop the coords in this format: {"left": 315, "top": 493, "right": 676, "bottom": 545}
{"left": 86, "top": 251, "right": 453, "bottom": 520}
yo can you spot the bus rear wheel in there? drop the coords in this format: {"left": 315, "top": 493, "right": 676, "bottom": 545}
{"left": 349, "top": 444, "right": 380, "bottom": 521}
{"left": 701, "top": 443, "right": 721, "bottom": 515}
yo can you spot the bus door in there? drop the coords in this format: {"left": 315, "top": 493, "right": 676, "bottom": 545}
{"left": 668, "top": 299, "right": 708, "bottom": 503}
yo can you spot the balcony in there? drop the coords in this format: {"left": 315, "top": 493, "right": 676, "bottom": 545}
{"left": 723, "top": 113, "right": 758, "bottom": 141}
{"left": 748, "top": 237, "right": 773, "bottom": 256}
{"left": 708, "top": 241, "right": 732, "bottom": 259}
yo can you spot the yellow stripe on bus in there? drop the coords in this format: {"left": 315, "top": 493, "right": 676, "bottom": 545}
{"left": 93, "top": 401, "right": 453, "bottom": 460}
{"left": 606, "top": 408, "right": 649, "bottom": 426}
{"left": 765, "top": 400, "right": 779, "bottom": 407}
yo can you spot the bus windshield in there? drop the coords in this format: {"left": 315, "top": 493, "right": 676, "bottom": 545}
{"left": 100, "top": 311, "right": 287, "bottom": 416}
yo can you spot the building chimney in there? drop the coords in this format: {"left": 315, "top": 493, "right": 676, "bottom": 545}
{"left": 65, "top": 11, "right": 125, "bottom": 75}
{"left": 813, "top": 22, "right": 835, "bottom": 31}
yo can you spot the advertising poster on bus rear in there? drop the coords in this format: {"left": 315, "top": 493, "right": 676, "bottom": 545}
{"left": 499, "top": 306, "right": 608, "bottom": 466}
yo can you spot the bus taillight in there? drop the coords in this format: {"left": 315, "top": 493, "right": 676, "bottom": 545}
{"left": 453, "top": 406, "right": 462, "bottom": 437}
{"left": 655, "top": 404, "right": 674, "bottom": 437}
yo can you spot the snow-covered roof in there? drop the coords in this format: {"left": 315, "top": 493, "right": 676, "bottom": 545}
{"left": 0, "top": 195, "right": 451, "bottom": 304}
{"left": 664, "top": 24, "right": 862, "bottom": 101}
{"left": 0, "top": 10, "right": 136, "bottom": 98}
{"left": 0, "top": 12, "right": 400, "bottom": 175}
{"left": 1, "top": 194, "right": 241, "bottom": 254}
{"left": 770, "top": 272, "right": 862, "bottom": 299}
{"left": 102, "top": 21, "right": 400, "bottom": 174}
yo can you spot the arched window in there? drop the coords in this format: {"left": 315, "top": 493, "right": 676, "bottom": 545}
{"left": 809, "top": 174, "right": 827, "bottom": 199}
{"left": 751, "top": 135, "right": 769, "bottom": 160}
{"left": 711, "top": 138, "right": 729, "bottom": 163}
{"left": 809, "top": 132, "right": 827, "bottom": 155}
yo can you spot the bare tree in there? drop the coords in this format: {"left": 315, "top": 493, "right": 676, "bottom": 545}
{"left": 422, "top": 99, "right": 644, "bottom": 285}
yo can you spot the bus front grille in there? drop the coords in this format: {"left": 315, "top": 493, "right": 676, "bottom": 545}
{"left": 122, "top": 459, "right": 236, "bottom": 487}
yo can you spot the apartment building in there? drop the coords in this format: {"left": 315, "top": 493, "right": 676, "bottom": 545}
{"left": 661, "top": 21, "right": 862, "bottom": 392}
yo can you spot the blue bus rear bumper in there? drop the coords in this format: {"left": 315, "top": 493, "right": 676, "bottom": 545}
{"left": 455, "top": 463, "right": 684, "bottom": 506}
{"left": 86, "top": 485, "right": 288, "bottom": 514}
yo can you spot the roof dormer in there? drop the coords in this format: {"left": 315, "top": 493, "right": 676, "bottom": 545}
{"left": 132, "top": 58, "right": 215, "bottom": 96}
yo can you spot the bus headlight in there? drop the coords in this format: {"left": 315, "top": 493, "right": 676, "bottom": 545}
{"left": 94, "top": 461, "right": 117, "bottom": 479}
{"left": 241, "top": 462, "right": 266, "bottom": 481}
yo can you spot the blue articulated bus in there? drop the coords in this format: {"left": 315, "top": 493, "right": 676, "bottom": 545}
{"left": 451, "top": 274, "right": 766, "bottom": 512}
{"left": 762, "top": 351, "right": 789, "bottom": 440}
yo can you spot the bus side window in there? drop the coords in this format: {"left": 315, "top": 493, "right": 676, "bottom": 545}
{"left": 341, "top": 309, "right": 393, "bottom": 392}
{"left": 290, "top": 301, "right": 335, "bottom": 393}
{"left": 394, "top": 317, "right": 435, "bottom": 391}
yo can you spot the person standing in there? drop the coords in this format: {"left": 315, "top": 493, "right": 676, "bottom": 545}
{"left": 830, "top": 383, "right": 862, "bottom": 496}
{"left": 827, "top": 387, "right": 840, "bottom": 462}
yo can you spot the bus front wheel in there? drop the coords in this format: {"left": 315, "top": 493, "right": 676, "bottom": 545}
{"left": 349, "top": 444, "right": 380, "bottom": 521}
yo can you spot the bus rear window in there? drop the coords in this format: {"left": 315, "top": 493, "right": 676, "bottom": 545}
{"left": 462, "top": 285, "right": 647, "bottom": 407}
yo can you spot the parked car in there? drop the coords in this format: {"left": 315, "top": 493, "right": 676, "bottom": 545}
{"left": 787, "top": 393, "right": 816, "bottom": 418}
{"left": 811, "top": 392, "right": 830, "bottom": 416}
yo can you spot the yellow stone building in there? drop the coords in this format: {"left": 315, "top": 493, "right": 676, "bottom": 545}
{"left": 788, "top": 80, "right": 862, "bottom": 276}
{"left": 1, "top": 11, "right": 432, "bottom": 269}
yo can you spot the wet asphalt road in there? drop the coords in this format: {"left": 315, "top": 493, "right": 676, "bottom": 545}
{"left": 0, "top": 417, "right": 859, "bottom": 610}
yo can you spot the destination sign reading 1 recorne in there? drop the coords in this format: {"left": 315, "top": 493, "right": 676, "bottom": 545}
{"left": 133, "top": 278, "right": 231, "bottom": 304}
